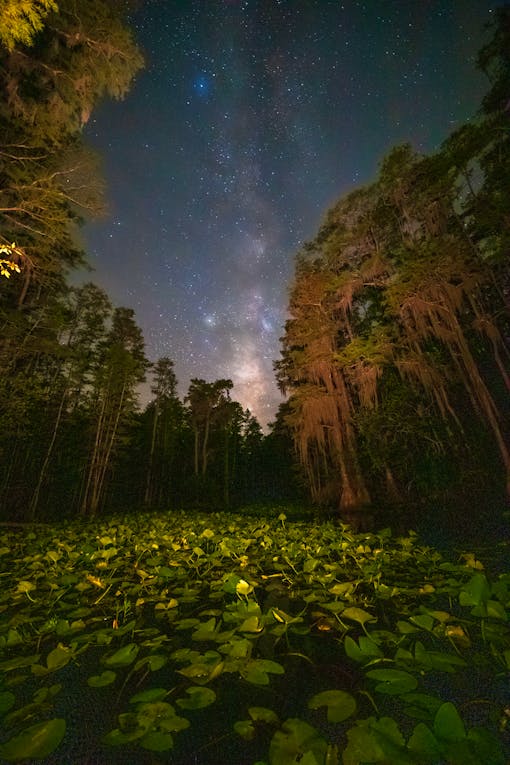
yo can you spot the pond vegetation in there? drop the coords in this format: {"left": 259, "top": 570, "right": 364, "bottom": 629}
{"left": 0, "top": 509, "right": 508, "bottom": 763}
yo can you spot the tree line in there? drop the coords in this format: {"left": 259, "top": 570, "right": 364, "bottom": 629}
{"left": 277, "top": 6, "right": 510, "bottom": 529}
{"left": 0, "top": 1, "right": 300, "bottom": 520}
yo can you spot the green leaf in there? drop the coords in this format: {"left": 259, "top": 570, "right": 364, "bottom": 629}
{"left": 459, "top": 573, "right": 490, "bottom": 607}
{"left": 129, "top": 688, "right": 168, "bottom": 704}
{"left": 433, "top": 702, "right": 466, "bottom": 742}
{"left": 134, "top": 654, "right": 167, "bottom": 672}
{"left": 467, "top": 727, "right": 505, "bottom": 765}
{"left": 401, "top": 692, "right": 443, "bottom": 721}
{"left": 409, "top": 613, "right": 435, "bottom": 631}
{"left": 343, "top": 717, "right": 411, "bottom": 765}
{"left": 0, "top": 691, "right": 16, "bottom": 714}
{"left": 240, "top": 615, "right": 264, "bottom": 632}
{"left": 366, "top": 669, "right": 418, "bottom": 695}
{"left": 46, "top": 645, "right": 72, "bottom": 671}
{"left": 407, "top": 722, "right": 442, "bottom": 762}
{"left": 0, "top": 654, "right": 41, "bottom": 671}
{"left": 268, "top": 718, "right": 327, "bottom": 765}
{"left": 103, "top": 643, "right": 139, "bottom": 667}
{"left": 341, "top": 606, "right": 377, "bottom": 626}
{"left": 138, "top": 730, "right": 174, "bottom": 752}
{"left": 0, "top": 718, "right": 65, "bottom": 761}
{"left": 345, "top": 634, "right": 382, "bottom": 662}
{"left": 249, "top": 707, "right": 279, "bottom": 724}
{"left": 234, "top": 719, "right": 256, "bottom": 740}
{"left": 308, "top": 689, "right": 356, "bottom": 722}
{"left": 87, "top": 670, "right": 116, "bottom": 687}
{"left": 256, "top": 659, "right": 285, "bottom": 674}
{"left": 176, "top": 685, "right": 216, "bottom": 710}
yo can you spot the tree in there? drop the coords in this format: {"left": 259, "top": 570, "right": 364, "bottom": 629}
{"left": 143, "top": 357, "right": 185, "bottom": 509}
{"left": 0, "top": 0, "right": 143, "bottom": 304}
{"left": 0, "top": 0, "right": 57, "bottom": 51}
{"left": 278, "top": 131, "right": 509, "bottom": 525}
{"left": 80, "top": 307, "right": 147, "bottom": 516}
{"left": 185, "top": 378, "right": 234, "bottom": 478}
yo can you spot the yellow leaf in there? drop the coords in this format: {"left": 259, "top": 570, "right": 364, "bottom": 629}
{"left": 86, "top": 574, "right": 104, "bottom": 588}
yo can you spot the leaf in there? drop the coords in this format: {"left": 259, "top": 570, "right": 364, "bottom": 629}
{"left": 407, "top": 722, "right": 442, "bottom": 761}
{"left": 467, "top": 727, "right": 506, "bottom": 765}
{"left": 343, "top": 717, "right": 411, "bottom": 765}
{"left": 249, "top": 707, "right": 279, "bottom": 724}
{"left": 0, "top": 691, "right": 16, "bottom": 714}
{"left": 176, "top": 685, "right": 216, "bottom": 710}
{"left": 409, "top": 613, "right": 435, "bottom": 631}
{"left": 103, "top": 643, "right": 139, "bottom": 667}
{"left": 366, "top": 668, "right": 418, "bottom": 695}
{"left": 87, "top": 670, "right": 116, "bottom": 687}
{"left": 46, "top": 644, "right": 72, "bottom": 671}
{"left": 134, "top": 654, "right": 167, "bottom": 672}
{"left": 129, "top": 688, "right": 168, "bottom": 704}
{"left": 0, "top": 654, "right": 41, "bottom": 671}
{"left": 344, "top": 634, "right": 382, "bottom": 662}
{"left": 459, "top": 573, "right": 490, "bottom": 607}
{"left": 234, "top": 719, "right": 256, "bottom": 740}
{"left": 0, "top": 718, "right": 65, "bottom": 761}
{"left": 433, "top": 702, "right": 466, "bottom": 742}
{"left": 240, "top": 615, "right": 264, "bottom": 632}
{"left": 268, "top": 718, "right": 327, "bottom": 765}
{"left": 16, "top": 581, "right": 36, "bottom": 594}
{"left": 341, "top": 606, "right": 377, "bottom": 626}
{"left": 308, "top": 689, "right": 356, "bottom": 722}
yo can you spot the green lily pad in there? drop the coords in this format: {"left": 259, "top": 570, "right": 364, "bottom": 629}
{"left": 87, "top": 670, "right": 116, "bottom": 687}
{"left": 308, "top": 689, "right": 356, "bottom": 722}
{"left": 407, "top": 723, "right": 442, "bottom": 761}
{"left": 269, "top": 718, "right": 328, "bottom": 765}
{"left": 0, "top": 718, "right": 66, "bottom": 761}
{"left": 139, "top": 730, "right": 175, "bottom": 751}
{"left": 341, "top": 606, "right": 377, "bottom": 627}
{"left": 129, "top": 688, "right": 168, "bottom": 704}
{"left": 0, "top": 654, "right": 41, "bottom": 671}
{"left": 46, "top": 644, "right": 73, "bottom": 671}
{"left": 343, "top": 717, "right": 409, "bottom": 765}
{"left": 176, "top": 685, "right": 216, "bottom": 710}
{"left": 433, "top": 702, "right": 466, "bottom": 742}
{"left": 366, "top": 669, "right": 418, "bottom": 695}
{"left": 234, "top": 719, "right": 256, "bottom": 740}
{"left": 249, "top": 707, "right": 280, "bottom": 724}
{"left": 103, "top": 643, "right": 139, "bottom": 667}
{"left": 0, "top": 691, "right": 16, "bottom": 714}
{"left": 344, "top": 634, "right": 383, "bottom": 662}
{"left": 459, "top": 573, "right": 490, "bottom": 607}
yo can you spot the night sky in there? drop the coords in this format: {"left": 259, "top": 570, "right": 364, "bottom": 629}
{"left": 82, "top": 0, "right": 495, "bottom": 428}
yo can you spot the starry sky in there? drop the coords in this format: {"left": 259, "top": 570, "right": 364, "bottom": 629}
{"left": 82, "top": 0, "right": 495, "bottom": 428}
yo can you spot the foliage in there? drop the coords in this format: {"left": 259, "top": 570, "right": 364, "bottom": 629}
{"left": 0, "top": 511, "right": 508, "bottom": 763}
{"left": 0, "top": 0, "right": 58, "bottom": 51}
{"left": 277, "top": 11, "right": 510, "bottom": 522}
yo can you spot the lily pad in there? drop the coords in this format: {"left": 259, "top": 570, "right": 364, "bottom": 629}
{"left": 268, "top": 718, "right": 328, "bottom": 765}
{"left": 366, "top": 668, "right": 418, "bottom": 695}
{"left": 341, "top": 606, "right": 377, "bottom": 627}
{"left": 308, "top": 689, "right": 356, "bottom": 722}
{"left": 103, "top": 643, "right": 139, "bottom": 667}
{"left": 176, "top": 685, "right": 216, "bottom": 710}
{"left": 0, "top": 718, "right": 66, "bottom": 761}
{"left": 433, "top": 702, "right": 466, "bottom": 742}
{"left": 87, "top": 670, "right": 116, "bottom": 687}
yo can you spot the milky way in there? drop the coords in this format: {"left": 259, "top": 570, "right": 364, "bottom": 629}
{"left": 82, "top": 0, "right": 494, "bottom": 427}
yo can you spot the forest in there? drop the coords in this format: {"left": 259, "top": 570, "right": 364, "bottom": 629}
{"left": 0, "top": 2, "right": 509, "bottom": 764}
{"left": 0, "top": 3, "right": 509, "bottom": 530}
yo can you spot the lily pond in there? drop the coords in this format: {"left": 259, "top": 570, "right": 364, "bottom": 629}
{"left": 0, "top": 509, "right": 509, "bottom": 764}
